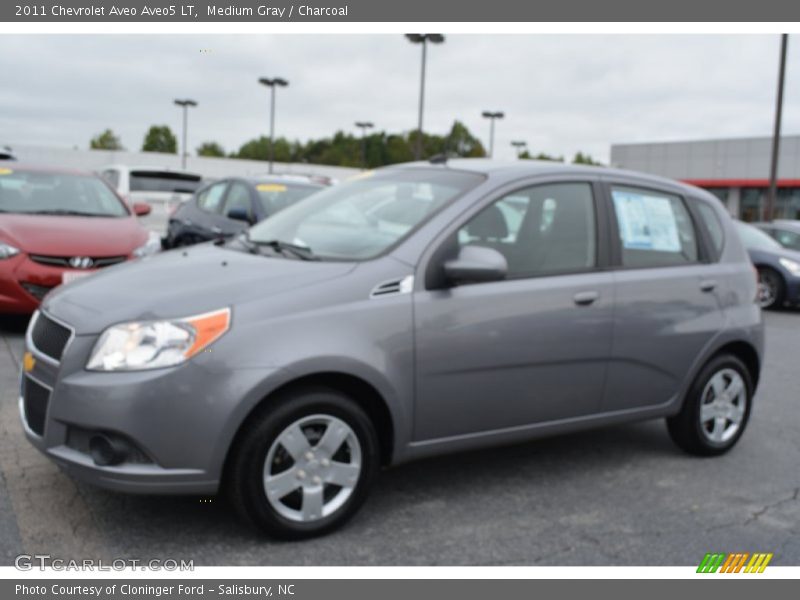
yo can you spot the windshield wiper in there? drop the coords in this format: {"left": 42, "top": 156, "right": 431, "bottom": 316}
{"left": 246, "top": 234, "right": 319, "bottom": 261}
{"left": 27, "top": 209, "right": 109, "bottom": 217}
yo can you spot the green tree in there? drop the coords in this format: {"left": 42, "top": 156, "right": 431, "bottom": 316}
{"left": 141, "top": 125, "right": 177, "bottom": 154}
{"left": 442, "top": 120, "right": 486, "bottom": 158}
{"left": 196, "top": 141, "right": 225, "bottom": 157}
{"left": 90, "top": 129, "right": 124, "bottom": 150}
{"left": 572, "top": 152, "right": 603, "bottom": 166}
{"left": 520, "top": 150, "right": 563, "bottom": 162}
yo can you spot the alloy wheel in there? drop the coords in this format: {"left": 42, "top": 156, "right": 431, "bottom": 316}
{"left": 699, "top": 368, "right": 747, "bottom": 444}
{"left": 262, "top": 414, "right": 362, "bottom": 523}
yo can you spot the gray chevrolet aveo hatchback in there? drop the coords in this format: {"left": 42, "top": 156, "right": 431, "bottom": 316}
{"left": 22, "top": 159, "right": 763, "bottom": 538}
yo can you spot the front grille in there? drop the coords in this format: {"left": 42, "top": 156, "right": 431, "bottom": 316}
{"left": 22, "top": 376, "right": 49, "bottom": 436}
{"left": 31, "top": 313, "right": 72, "bottom": 361}
{"left": 29, "top": 255, "right": 127, "bottom": 269}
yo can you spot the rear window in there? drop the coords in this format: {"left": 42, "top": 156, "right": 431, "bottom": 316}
{"left": 0, "top": 168, "right": 128, "bottom": 217}
{"left": 130, "top": 171, "right": 202, "bottom": 194}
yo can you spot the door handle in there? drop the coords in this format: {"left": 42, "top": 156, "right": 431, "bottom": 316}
{"left": 700, "top": 279, "right": 717, "bottom": 292}
{"left": 210, "top": 226, "right": 223, "bottom": 235}
{"left": 573, "top": 290, "right": 600, "bottom": 306}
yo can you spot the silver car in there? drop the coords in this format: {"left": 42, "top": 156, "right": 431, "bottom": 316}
{"left": 21, "top": 159, "right": 763, "bottom": 539}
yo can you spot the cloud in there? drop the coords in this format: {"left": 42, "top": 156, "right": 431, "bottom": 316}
{"left": 0, "top": 34, "right": 796, "bottom": 162}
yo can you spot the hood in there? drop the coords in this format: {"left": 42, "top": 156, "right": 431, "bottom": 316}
{"left": 43, "top": 244, "right": 357, "bottom": 334}
{"left": 0, "top": 214, "right": 148, "bottom": 256}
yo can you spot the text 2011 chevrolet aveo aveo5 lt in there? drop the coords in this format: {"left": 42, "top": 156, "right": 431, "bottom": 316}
{"left": 21, "top": 159, "right": 763, "bottom": 539}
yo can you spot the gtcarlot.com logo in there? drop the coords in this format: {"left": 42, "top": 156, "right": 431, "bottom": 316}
{"left": 14, "top": 554, "right": 194, "bottom": 571}
{"left": 697, "top": 552, "right": 773, "bottom": 573}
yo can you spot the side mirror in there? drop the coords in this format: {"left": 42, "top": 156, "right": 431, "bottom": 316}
{"left": 227, "top": 207, "right": 252, "bottom": 223}
{"left": 132, "top": 202, "right": 151, "bottom": 216}
{"left": 443, "top": 245, "right": 507, "bottom": 285}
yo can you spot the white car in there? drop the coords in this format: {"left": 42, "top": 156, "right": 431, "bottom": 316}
{"left": 99, "top": 165, "right": 204, "bottom": 235}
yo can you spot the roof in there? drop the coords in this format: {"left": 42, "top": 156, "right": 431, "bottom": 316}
{"left": 0, "top": 163, "right": 93, "bottom": 176}
{"left": 388, "top": 157, "right": 708, "bottom": 196}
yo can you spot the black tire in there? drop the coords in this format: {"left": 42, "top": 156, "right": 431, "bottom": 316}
{"left": 757, "top": 266, "right": 786, "bottom": 310}
{"left": 227, "top": 386, "right": 379, "bottom": 540}
{"left": 667, "top": 354, "right": 753, "bottom": 456}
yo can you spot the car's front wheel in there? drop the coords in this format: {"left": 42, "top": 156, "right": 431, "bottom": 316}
{"left": 227, "top": 387, "right": 379, "bottom": 539}
{"left": 757, "top": 266, "right": 785, "bottom": 310}
{"left": 667, "top": 354, "right": 753, "bottom": 456}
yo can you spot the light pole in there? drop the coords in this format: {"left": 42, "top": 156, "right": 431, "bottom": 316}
{"left": 406, "top": 34, "right": 445, "bottom": 160}
{"left": 173, "top": 99, "right": 197, "bottom": 170}
{"left": 355, "top": 121, "right": 374, "bottom": 169}
{"left": 481, "top": 111, "right": 505, "bottom": 158}
{"left": 767, "top": 34, "right": 788, "bottom": 222}
{"left": 258, "top": 77, "right": 289, "bottom": 174}
{"left": 511, "top": 140, "right": 527, "bottom": 159}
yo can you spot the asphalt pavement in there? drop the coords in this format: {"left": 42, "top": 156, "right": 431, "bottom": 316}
{"left": 1, "top": 310, "right": 798, "bottom": 566}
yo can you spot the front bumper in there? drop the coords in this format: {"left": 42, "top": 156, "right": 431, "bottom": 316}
{"left": 0, "top": 254, "right": 126, "bottom": 314}
{"left": 21, "top": 312, "right": 282, "bottom": 495}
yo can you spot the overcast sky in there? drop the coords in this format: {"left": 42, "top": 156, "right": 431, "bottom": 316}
{"left": 1, "top": 34, "right": 799, "bottom": 162}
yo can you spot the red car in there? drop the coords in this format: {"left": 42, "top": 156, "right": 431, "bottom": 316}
{"left": 0, "top": 165, "right": 160, "bottom": 314}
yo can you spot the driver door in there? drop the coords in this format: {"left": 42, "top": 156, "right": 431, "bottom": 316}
{"left": 413, "top": 180, "right": 615, "bottom": 441}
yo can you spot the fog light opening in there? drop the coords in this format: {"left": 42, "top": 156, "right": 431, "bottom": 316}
{"left": 89, "top": 434, "right": 128, "bottom": 466}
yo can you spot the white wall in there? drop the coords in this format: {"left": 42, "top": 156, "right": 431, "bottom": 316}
{"left": 8, "top": 143, "right": 360, "bottom": 181}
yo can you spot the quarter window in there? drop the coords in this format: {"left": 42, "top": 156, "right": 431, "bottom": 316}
{"left": 611, "top": 186, "right": 698, "bottom": 268}
{"left": 457, "top": 182, "right": 596, "bottom": 278}
{"left": 694, "top": 199, "right": 725, "bottom": 256}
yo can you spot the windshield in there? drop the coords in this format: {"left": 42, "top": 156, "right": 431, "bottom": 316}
{"left": 248, "top": 169, "right": 485, "bottom": 260}
{"left": 735, "top": 221, "right": 782, "bottom": 251}
{"left": 254, "top": 182, "right": 323, "bottom": 215}
{"left": 0, "top": 168, "right": 129, "bottom": 217}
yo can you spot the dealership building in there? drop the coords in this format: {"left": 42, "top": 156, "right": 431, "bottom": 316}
{"left": 610, "top": 135, "right": 800, "bottom": 222}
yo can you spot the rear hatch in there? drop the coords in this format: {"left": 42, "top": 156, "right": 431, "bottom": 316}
{"left": 128, "top": 169, "right": 203, "bottom": 234}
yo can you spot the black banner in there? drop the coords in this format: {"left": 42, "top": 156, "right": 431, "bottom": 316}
{"left": 3, "top": 0, "right": 800, "bottom": 22}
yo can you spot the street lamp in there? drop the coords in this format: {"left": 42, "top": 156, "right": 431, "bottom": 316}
{"left": 355, "top": 121, "right": 374, "bottom": 169}
{"left": 767, "top": 34, "right": 789, "bottom": 221}
{"left": 258, "top": 77, "right": 289, "bottom": 174}
{"left": 511, "top": 140, "right": 527, "bottom": 159}
{"left": 481, "top": 111, "right": 504, "bottom": 158}
{"left": 173, "top": 99, "right": 197, "bottom": 170}
{"left": 406, "top": 34, "right": 445, "bottom": 160}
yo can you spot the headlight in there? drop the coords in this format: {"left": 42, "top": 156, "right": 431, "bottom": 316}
{"left": 87, "top": 308, "right": 231, "bottom": 371}
{"left": 133, "top": 232, "right": 161, "bottom": 258}
{"left": 0, "top": 242, "right": 20, "bottom": 259}
{"left": 779, "top": 257, "right": 800, "bottom": 275}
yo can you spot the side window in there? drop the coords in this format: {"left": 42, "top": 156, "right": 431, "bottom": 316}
{"left": 694, "top": 200, "right": 725, "bottom": 257}
{"left": 221, "top": 183, "right": 252, "bottom": 218}
{"left": 197, "top": 182, "right": 227, "bottom": 213}
{"left": 611, "top": 186, "right": 698, "bottom": 268}
{"left": 775, "top": 229, "right": 800, "bottom": 251}
{"left": 457, "top": 182, "right": 596, "bottom": 278}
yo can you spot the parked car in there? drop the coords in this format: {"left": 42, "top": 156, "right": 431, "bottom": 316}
{"left": 752, "top": 219, "right": 800, "bottom": 252}
{"left": 99, "top": 165, "right": 203, "bottom": 212}
{"left": 23, "top": 160, "right": 762, "bottom": 539}
{"left": 0, "top": 146, "right": 17, "bottom": 161}
{"left": 0, "top": 165, "right": 160, "bottom": 313}
{"left": 164, "top": 176, "right": 325, "bottom": 248}
{"left": 735, "top": 220, "right": 800, "bottom": 309}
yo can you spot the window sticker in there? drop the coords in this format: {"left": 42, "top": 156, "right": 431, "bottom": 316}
{"left": 612, "top": 190, "right": 681, "bottom": 252}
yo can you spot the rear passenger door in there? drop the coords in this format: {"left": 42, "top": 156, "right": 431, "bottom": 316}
{"left": 185, "top": 180, "right": 231, "bottom": 241}
{"left": 602, "top": 180, "right": 725, "bottom": 413}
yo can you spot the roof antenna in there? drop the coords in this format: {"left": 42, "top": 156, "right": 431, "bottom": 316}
{"left": 428, "top": 153, "right": 449, "bottom": 164}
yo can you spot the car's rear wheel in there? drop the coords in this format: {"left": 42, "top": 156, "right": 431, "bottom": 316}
{"left": 757, "top": 266, "right": 785, "bottom": 310}
{"left": 227, "top": 387, "right": 379, "bottom": 539}
{"left": 667, "top": 354, "right": 753, "bottom": 456}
